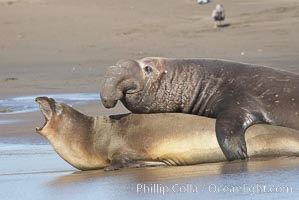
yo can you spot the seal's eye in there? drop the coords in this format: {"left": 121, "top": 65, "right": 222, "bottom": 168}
{"left": 144, "top": 66, "right": 153, "bottom": 74}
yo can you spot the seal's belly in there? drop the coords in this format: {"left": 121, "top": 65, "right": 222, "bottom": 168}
{"left": 146, "top": 134, "right": 227, "bottom": 165}
{"left": 154, "top": 149, "right": 227, "bottom": 166}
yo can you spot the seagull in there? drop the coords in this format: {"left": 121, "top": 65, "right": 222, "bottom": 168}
{"left": 212, "top": 4, "right": 225, "bottom": 28}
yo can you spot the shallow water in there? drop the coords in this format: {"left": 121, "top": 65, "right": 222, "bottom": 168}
{"left": 0, "top": 119, "right": 23, "bottom": 125}
{"left": 0, "top": 144, "right": 298, "bottom": 200}
{"left": 0, "top": 93, "right": 99, "bottom": 115}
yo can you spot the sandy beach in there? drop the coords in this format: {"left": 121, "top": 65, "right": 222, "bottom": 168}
{"left": 0, "top": 0, "right": 299, "bottom": 199}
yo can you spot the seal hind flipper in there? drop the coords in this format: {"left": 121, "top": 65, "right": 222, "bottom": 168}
{"left": 104, "top": 152, "right": 166, "bottom": 171}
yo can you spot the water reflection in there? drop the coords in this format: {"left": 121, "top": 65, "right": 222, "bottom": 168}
{"left": 50, "top": 157, "right": 299, "bottom": 186}
{"left": 0, "top": 119, "right": 23, "bottom": 125}
{"left": 0, "top": 143, "right": 298, "bottom": 200}
{"left": 47, "top": 158, "right": 299, "bottom": 200}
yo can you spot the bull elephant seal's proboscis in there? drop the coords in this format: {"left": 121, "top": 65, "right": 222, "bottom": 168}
{"left": 36, "top": 97, "right": 299, "bottom": 171}
{"left": 100, "top": 57, "right": 299, "bottom": 161}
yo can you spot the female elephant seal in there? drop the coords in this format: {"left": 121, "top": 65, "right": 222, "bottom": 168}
{"left": 36, "top": 97, "right": 299, "bottom": 171}
{"left": 100, "top": 57, "right": 299, "bottom": 161}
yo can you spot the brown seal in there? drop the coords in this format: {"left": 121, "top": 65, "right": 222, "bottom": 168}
{"left": 100, "top": 57, "right": 299, "bottom": 161}
{"left": 36, "top": 97, "right": 299, "bottom": 171}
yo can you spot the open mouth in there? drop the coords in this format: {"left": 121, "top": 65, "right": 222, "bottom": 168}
{"left": 35, "top": 115, "right": 48, "bottom": 132}
{"left": 35, "top": 97, "right": 52, "bottom": 132}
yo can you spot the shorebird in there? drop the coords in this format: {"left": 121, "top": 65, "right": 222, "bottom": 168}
{"left": 212, "top": 4, "right": 225, "bottom": 28}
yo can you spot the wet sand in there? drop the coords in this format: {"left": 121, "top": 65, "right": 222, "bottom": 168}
{"left": 0, "top": 0, "right": 299, "bottom": 199}
{"left": 0, "top": 143, "right": 298, "bottom": 200}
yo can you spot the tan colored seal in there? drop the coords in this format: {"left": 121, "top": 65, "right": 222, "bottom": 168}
{"left": 36, "top": 97, "right": 299, "bottom": 171}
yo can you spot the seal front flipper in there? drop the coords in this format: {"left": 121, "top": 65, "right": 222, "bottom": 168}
{"left": 104, "top": 152, "right": 166, "bottom": 171}
{"left": 216, "top": 110, "right": 257, "bottom": 161}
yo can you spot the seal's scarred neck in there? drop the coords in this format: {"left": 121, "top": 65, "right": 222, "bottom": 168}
{"left": 187, "top": 73, "right": 224, "bottom": 117}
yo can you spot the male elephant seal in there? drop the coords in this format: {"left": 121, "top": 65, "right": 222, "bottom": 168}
{"left": 100, "top": 57, "right": 299, "bottom": 161}
{"left": 36, "top": 97, "right": 299, "bottom": 171}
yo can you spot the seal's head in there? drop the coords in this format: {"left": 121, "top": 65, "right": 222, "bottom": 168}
{"left": 35, "top": 97, "right": 107, "bottom": 170}
{"left": 100, "top": 57, "right": 167, "bottom": 109}
{"left": 35, "top": 96, "right": 94, "bottom": 141}
{"left": 35, "top": 97, "right": 63, "bottom": 137}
